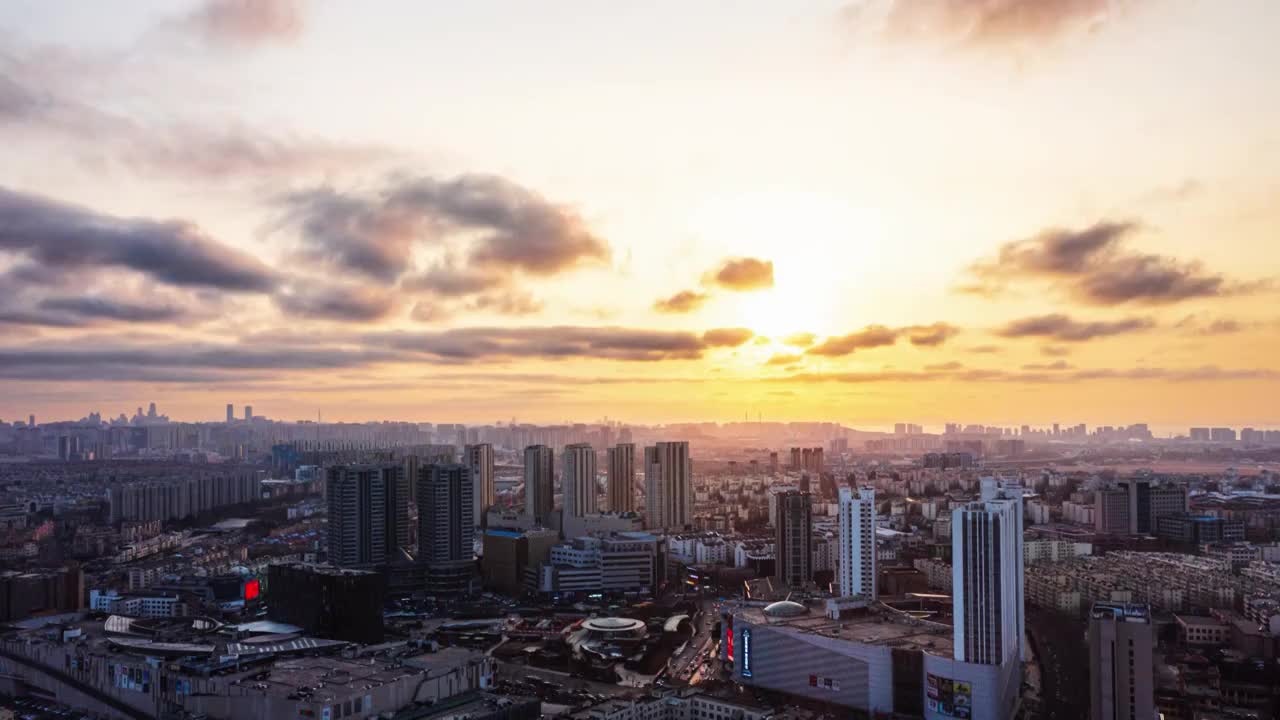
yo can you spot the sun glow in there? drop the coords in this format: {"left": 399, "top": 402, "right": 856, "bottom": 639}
{"left": 690, "top": 190, "right": 886, "bottom": 338}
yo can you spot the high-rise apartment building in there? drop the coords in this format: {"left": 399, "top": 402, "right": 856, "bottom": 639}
{"left": 952, "top": 478, "right": 1025, "bottom": 666}
{"left": 464, "top": 443, "right": 495, "bottom": 527}
{"left": 225, "top": 404, "right": 234, "bottom": 424}
{"left": 838, "top": 486, "right": 877, "bottom": 598}
{"left": 326, "top": 464, "right": 410, "bottom": 567}
{"left": 607, "top": 443, "right": 635, "bottom": 512}
{"left": 644, "top": 441, "right": 692, "bottom": 531}
{"left": 774, "top": 491, "right": 812, "bottom": 589}
{"left": 416, "top": 463, "right": 476, "bottom": 595}
{"left": 524, "top": 445, "right": 555, "bottom": 526}
{"left": 562, "top": 443, "right": 598, "bottom": 518}
{"left": 789, "top": 447, "right": 802, "bottom": 470}
{"left": 1089, "top": 602, "right": 1155, "bottom": 720}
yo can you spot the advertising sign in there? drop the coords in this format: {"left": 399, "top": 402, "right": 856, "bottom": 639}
{"left": 926, "top": 673, "right": 972, "bottom": 719}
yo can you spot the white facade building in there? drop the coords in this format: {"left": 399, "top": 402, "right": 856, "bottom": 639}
{"left": 838, "top": 486, "right": 877, "bottom": 598}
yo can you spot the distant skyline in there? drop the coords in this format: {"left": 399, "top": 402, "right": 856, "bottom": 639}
{"left": 2, "top": 0, "right": 1278, "bottom": 427}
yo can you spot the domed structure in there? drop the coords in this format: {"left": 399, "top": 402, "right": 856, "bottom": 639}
{"left": 763, "top": 600, "right": 808, "bottom": 618}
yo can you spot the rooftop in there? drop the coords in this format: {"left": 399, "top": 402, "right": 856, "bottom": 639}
{"left": 734, "top": 602, "right": 953, "bottom": 656}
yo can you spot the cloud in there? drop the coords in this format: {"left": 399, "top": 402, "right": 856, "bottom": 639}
{"left": 466, "top": 291, "right": 544, "bottom": 316}
{"left": 925, "top": 361, "right": 965, "bottom": 371}
{"left": 376, "top": 325, "right": 734, "bottom": 362}
{"left": 1041, "top": 345, "right": 1072, "bottom": 357}
{"left": 1175, "top": 315, "right": 1249, "bottom": 336}
{"left": 968, "top": 344, "right": 1003, "bottom": 354}
{"left": 1022, "top": 360, "right": 1073, "bottom": 371}
{"left": 280, "top": 174, "right": 610, "bottom": 284}
{"left": 777, "top": 364, "right": 1279, "bottom": 385}
{"left": 274, "top": 284, "right": 398, "bottom": 321}
{"left": 36, "top": 296, "right": 189, "bottom": 323}
{"left": 905, "top": 322, "right": 960, "bottom": 347}
{"left": 705, "top": 257, "right": 775, "bottom": 291}
{"left": 0, "top": 185, "right": 278, "bottom": 292}
{"left": 766, "top": 353, "right": 804, "bottom": 366}
{"left": 783, "top": 332, "right": 816, "bottom": 347}
{"left": 965, "top": 220, "right": 1268, "bottom": 305}
{"left": 806, "top": 322, "right": 962, "bottom": 357}
{"left": 180, "top": 0, "right": 306, "bottom": 48}
{"left": 0, "top": 62, "right": 386, "bottom": 181}
{"left": 807, "top": 325, "right": 900, "bottom": 356}
{"left": 996, "top": 314, "right": 1155, "bottom": 341}
{"left": 844, "top": 0, "right": 1133, "bottom": 50}
{"left": 701, "top": 328, "right": 755, "bottom": 347}
{"left": 654, "top": 290, "right": 710, "bottom": 314}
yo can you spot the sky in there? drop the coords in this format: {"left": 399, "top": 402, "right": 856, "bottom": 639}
{"left": 1, "top": 0, "right": 1278, "bottom": 431}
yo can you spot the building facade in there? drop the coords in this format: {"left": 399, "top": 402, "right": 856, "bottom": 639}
{"left": 838, "top": 486, "right": 877, "bottom": 598}
{"left": 607, "top": 443, "right": 636, "bottom": 512}
{"left": 644, "top": 442, "right": 692, "bottom": 532}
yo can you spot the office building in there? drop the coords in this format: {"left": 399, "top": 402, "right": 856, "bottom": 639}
{"left": 607, "top": 443, "right": 636, "bottom": 512}
{"left": 1089, "top": 602, "right": 1154, "bottom": 720}
{"left": 838, "top": 486, "right": 877, "bottom": 598}
{"left": 326, "top": 464, "right": 410, "bottom": 567}
{"left": 535, "top": 532, "right": 659, "bottom": 596}
{"left": 1096, "top": 479, "right": 1187, "bottom": 535}
{"left": 267, "top": 563, "right": 385, "bottom": 644}
{"left": 465, "top": 443, "right": 495, "bottom": 527}
{"left": 562, "top": 443, "right": 598, "bottom": 518}
{"left": 523, "top": 445, "right": 554, "bottom": 526}
{"left": 644, "top": 441, "right": 692, "bottom": 531}
{"left": 417, "top": 463, "right": 477, "bottom": 595}
{"left": 775, "top": 491, "right": 812, "bottom": 589}
{"left": 1156, "top": 513, "right": 1246, "bottom": 545}
{"left": 481, "top": 528, "right": 559, "bottom": 596}
{"left": 244, "top": 405, "right": 253, "bottom": 422}
{"left": 952, "top": 478, "right": 1024, "bottom": 666}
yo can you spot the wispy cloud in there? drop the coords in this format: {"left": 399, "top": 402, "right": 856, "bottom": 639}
{"left": 995, "top": 313, "right": 1155, "bottom": 341}
{"left": 962, "top": 220, "right": 1272, "bottom": 305}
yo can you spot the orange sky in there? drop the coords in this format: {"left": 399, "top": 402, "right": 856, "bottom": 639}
{"left": 0, "top": 0, "right": 1277, "bottom": 430}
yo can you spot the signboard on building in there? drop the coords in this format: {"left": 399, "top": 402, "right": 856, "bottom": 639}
{"left": 740, "top": 628, "right": 753, "bottom": 678}
{"left": 925, "top": 673, "right": 972, "bottom": 719}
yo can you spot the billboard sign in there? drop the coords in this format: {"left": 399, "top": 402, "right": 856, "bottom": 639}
{"left": 926, "top": 673, "right": 972, "bottom": 719}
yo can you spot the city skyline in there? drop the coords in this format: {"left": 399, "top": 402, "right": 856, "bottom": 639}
{"left": 3, "top": 0, "right": 1280, "bottom": 427}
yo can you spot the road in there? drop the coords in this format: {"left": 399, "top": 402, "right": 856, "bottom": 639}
{"left": 670, "top": 597, "right": 721, "bottom": 685}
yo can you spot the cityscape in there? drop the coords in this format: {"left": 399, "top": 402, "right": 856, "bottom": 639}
{"left": 3, "top": 2, "right": 1280, "bottom": 720}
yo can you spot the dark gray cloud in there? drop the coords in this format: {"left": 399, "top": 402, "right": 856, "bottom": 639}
{"left": 179, "top": 0, "right": 306, "bottom": 48}
{"left": 965, "top": 220, "right": 1266, "bottom": 305}
{"left": 705, "top": 257, "right": 775, "bottom": 291}
{"left": 375, "top": 325, "right": 739, "bottom": 362}
{"left": 995, "top": 314, "right": 1155, "bottom": 341}
{"left": 0, "top": 185, "right": 278, "bottom": 292}
{"left": 36, "top": 296, "right": 189, "bottom": 323}
{"left": 844, "top": 0, "right": 1131, "bottom": 49}
{"left": 281, "top": 174, "right": 609, "bottom": 284}
{"left": 405, "top": 263, "right": 509, "bottom": 297}
{"left": 274, "top": 285, "right": 398, "bottom": 322}
{"left": 654, "top": 290, "right": 710, "bottom": 314}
